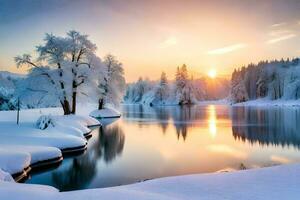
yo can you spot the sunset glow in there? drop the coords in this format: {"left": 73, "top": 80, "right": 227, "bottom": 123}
{"left": 1, "top": 0, "right": 300, "bottom": 82}
{"left": 208, "top": 69, "right": 217, "bottom": 78}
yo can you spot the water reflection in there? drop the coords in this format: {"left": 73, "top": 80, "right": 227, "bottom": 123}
{"left": 232, "top": 106, "right": 300, "bottom": 149}
{"left": 208, "top": 105, "right": 217, "bottom": 138}
{"left": 27, "top": 105, "right": 300, "bottom": 191}
{"left": 27, "top": 119, "right": 125, "bottom": 191}
{"left": 123, "top": 105, "right": 227, "bottom": 141}
{"left": 98, "top": 125, "right": 125, "bottom": 163}
{"left": 52, "top": 150, "right": 97, "bottom": 191}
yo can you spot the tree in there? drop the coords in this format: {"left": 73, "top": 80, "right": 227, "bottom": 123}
{"left": 175, "top": 64, "right": 194, "bottom": 105}
{"left": 156, "top": 72, "right": 169, "bottom": 101}
{"left": 0, "top": 74, "right": 16, "bottom": 110}
{"left": 15, "top": 30, "right": 98, "bottom": 115}
{"left": 97, "top": 54, "right": 126, "bottom": 110}
{"left": 231, "top": 68, "right": 249, "bottom": 103}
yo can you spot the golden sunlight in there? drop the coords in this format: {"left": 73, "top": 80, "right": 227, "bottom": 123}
{"left": 208, "top": 105, "right": 217, "bottom": 138}
{"left": 208, "top": 69, "right": 217, "bottom": 79}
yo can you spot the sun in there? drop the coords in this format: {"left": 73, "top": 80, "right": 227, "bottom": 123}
{"left": 208, "top": 69, "right": 217, "bottom": 78}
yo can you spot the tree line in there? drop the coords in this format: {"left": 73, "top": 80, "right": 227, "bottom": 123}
{"left": 125, "top": 64, "right": 230, "bottom": 106}
{"left": 231, "top": 58, "right": 300, "bottom": 103}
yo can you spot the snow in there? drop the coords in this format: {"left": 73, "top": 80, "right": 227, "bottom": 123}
{"left": 0, "top": 163, "right": 300, "bottom": 199}
{"left": 0, "top": 145, "right": 61, "bottom": 166}
{"left": 0, "top": 122, "right": 87, "bottom": 150}
{"left": 0, "top": 71, "right": 26, "bottom": 79}
{"left": 234, "top": 98, "right": 300, "bottom": 107}
{"left": 0, "top": 107, "right": 100, "bottom": 176}
{"left": 124, "top": 69, "right": 230, "bottom": 106}
{"left": 90, "top": 107, "right": 121, "bottom": 118}
{"left": 0, "top": 150, "right": 30, "bottom": 175}
{"left": 196, "top": 98, "right": 230, "bottom": 105}
{"left": 0, "top": 169, "right": 14, "bottom": 182}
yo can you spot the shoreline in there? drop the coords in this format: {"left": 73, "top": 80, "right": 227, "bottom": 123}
{"left": 2, "top": 163, "right": 300, "bottom": 200}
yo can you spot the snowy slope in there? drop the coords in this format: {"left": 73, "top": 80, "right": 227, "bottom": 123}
{"left": 0, "top": 163, "right": 300, "bottom": 200}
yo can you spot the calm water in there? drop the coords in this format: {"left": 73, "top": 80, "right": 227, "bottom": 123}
{"left": 26, "top": 105, "right": 300, "bottom": 191}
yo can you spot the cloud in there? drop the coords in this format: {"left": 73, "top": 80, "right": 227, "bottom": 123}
{"left": 159, "top": 36, "right": 178, "bottom": 48}
{"left": 270, "top": 22, "right": 286, "bottom": 28}
{"left": 268, "top": 29, "right": 293, "bottom": 37}
{"left": 267, "top": 34, "right": 296, "bottom": 44}
{"left": 207, "top": 43, "right": 247, "bottom": 55}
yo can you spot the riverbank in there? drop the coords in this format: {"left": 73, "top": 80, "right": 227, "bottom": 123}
{"left": 1, "top": 163, "right": 300, "bottom": 199}
{"left": 0, "top": 107, "right": 100, "bottom": 181}
{"left": 233, "top": 99, "right": 300, "bottom": 107}
{"left": 125, "top": 98, "right": 300, "bottom": 108}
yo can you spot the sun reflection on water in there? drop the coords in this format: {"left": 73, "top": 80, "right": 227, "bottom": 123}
{"left": 208, "top": 105, "right": 217, "bottom": 138}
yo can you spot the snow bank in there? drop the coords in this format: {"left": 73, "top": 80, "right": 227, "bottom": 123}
{"left": 90, "top": 107, "right": 121, "bottom": 118}
{"left": 1, "top": 164, "right": 300, "bottom": 199}
{"left": 0, "top": 108, "right": 100, "bottom": 178}
{"left": 0, "top": 150, "right": 30, "bottom": 175}
{"left": 57, "top": 115, "right": 100, "bottom": 127}
{"left": 0, "top": 169, "right": 14, "bottom": 182}
{"left": 0, "top": 122, "right": 87, "bottom": 150}
{"left": 234, "top": 98, "right": 300, "bottom": 107}
{"left": 0, "top": 180, "right": 58, "bottom": 200}
{"left": 0, "top": 145, "right": 61, "bottom": 165}
{"left": 0, "top": 145, "right": 61, "bottom": 177}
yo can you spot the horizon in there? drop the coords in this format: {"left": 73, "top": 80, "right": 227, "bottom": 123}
{"left": 1, "top": 0, "right": 300, "bottom": 82}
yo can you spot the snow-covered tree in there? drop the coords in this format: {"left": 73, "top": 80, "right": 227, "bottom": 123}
{"left": 0, "top": 74, "right": 16, "bottom": 110}
{"left": 15, "top": 30, "right": 98, "bottom": 115}
{"left": 231, "top": 58, "right": 300, "bottom": 103}
{"left": 154, "top": 72, "right": 169, "bottom": 102}
{"left": 231, "top": 68, "right": 249, "bottom": 103}
{"left": 97, "top": 54, "right": 126, "bottom": 109}
{"left": 124, "top": 65, "right": 230, "bottom": 105}
{"left": 175, "top": 64, "right": 195, "bottom": 105}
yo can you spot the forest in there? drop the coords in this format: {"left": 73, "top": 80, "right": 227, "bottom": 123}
{"left": 231, "top": 58, "right": 300, "bottom": 103}
{"left": 124, "top": 64, "right": 230, "bottom": 106}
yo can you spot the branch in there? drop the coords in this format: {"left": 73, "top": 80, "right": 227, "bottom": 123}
{"left": 76, "top": 79, "right": 85, "bottom": 87}
{"left": 26, "top": 88, "right": 49, "bottom": 93}
{"left": 40, "top": 72, "right": 56, "bottom": 86}
{"left": 78, "top": 62, "right": 91, "bottom": 68}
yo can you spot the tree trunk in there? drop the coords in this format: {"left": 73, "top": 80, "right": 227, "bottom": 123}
{"left": 98, "top": 98, "right": 104, "bottom": 110}
{"left": 71, "top": 91, "right": 77, "bottom": 114}
{"left": 61, "top": 100, "right": 71, "bottom": 115}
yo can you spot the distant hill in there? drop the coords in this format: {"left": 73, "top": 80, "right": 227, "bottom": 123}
{"left": 0, "top": 71, "right": 26, "bottom": 79}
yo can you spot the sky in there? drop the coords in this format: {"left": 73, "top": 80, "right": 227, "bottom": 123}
{"left": 1, "top": 0, "right": 300, "bottom": 82}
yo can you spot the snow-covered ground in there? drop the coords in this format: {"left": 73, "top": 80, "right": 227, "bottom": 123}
{"left": 1, "top": 163, "right": 300, "bottom": 199}
{"left": 196, "top": 99, "right": 230, "bottom": 105}
{"left": 234, "top": 98, "right": 300, "bottom": 107}
{"left": 0, "top": 107, "right": 100, "bottom": 178}
{"left": 90, "top": 107, "right": 121, "bottom": 118}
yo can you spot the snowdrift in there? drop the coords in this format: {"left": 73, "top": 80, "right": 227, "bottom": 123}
{"left": 90, "top": 107, "right": 121, "bottom": 118}
{"left": 0, "top": 163, "right": 300, "bottom": 200}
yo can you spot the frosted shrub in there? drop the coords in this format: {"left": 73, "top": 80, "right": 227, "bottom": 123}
{"left": 36, "top": 115, "right": 56, "bottom": 130}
